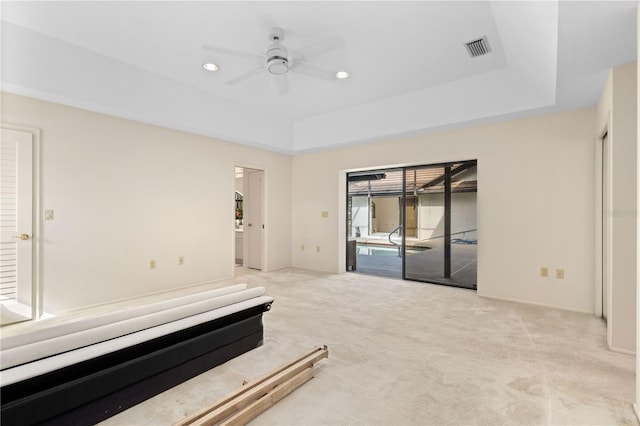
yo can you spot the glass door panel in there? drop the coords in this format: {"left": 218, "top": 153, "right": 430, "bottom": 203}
{"left": 449, "top": 163, "right": 478, "bottom": 289}
{"left": 347, "top": 169, "right": 403, "bottom": 279}
{"left": 403, "top": 162, "right": 477, "bottom": 289}
{"left": 404, "top": 165, "right": 446, "bottom": 282}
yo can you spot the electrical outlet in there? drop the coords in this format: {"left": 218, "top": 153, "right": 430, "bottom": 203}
{"left": 178, "top": 256, "right": 184, "bottom": 265}
{"left": 540, "top": 267, "right": 549, "bottom": 278}
{"left": 321, "top": 211, "right": 329, "bottom": 218}
{"left": 301, "top": 244, "right": 305, "bottom": 251}
{"left": 150, "top": 260, "right": 156, "bottom": 269}
{"left": 556, "top": 269, "right": 565, "bottom": 279}
{"left": 316, "top": 246, "right": 320, "bottom": 253}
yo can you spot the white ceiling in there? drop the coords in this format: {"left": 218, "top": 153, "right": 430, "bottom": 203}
{"left": 1, "top": 1, "right": 637, "bottom": 154}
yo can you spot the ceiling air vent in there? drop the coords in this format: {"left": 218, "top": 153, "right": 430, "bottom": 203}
{"left": 465, "top": 36, "right": 491, "bottom": 58}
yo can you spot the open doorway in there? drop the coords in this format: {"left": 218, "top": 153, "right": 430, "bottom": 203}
{"left": 346, "top": 161, "right": 478, "bottom": 289}
{"left": 234, "top": 167, "right": 264, "bottom": 271}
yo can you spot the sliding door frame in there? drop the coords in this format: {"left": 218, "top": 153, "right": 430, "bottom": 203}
{"left": 347, "top": 159, "right": 477, "bottom": 289}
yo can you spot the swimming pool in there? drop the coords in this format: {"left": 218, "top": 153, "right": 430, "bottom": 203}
{"left": 356, "top": 245, "right": 430, "bottom": 256}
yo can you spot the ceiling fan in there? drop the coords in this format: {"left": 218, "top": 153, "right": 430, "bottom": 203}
{"left": 202, "top": 27, "right": 347, "bottom": 95}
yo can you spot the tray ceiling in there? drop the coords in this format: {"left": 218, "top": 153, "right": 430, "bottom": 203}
{"left": 1, "top": 1, "right": 636, "bottom": 153}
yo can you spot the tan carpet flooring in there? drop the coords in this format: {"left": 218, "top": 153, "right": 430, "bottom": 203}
{"left": 5, "top": 267, "right": 636, "bottom": 425}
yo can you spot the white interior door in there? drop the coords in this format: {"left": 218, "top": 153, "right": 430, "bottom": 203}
{"left": 0, "top": 128, "right": 34, "bottom": 323}
{"left": 245, "top": 169, "right": 264, "bottom": 270}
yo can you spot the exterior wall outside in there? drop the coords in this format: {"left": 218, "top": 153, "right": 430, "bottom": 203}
{"left": 597, "top": 62, "right": 637, "bottom": 353}
{"left": 417, "top": 192, "right": 477, "bottom": 242}
{"left": 1, "top": 92, "right": 292, "bottom": 313}
{"left": 449, "top": 193, "right": 478, "bottom": 242}
{"left": 350, "top": 196, "right": 369, "bottom": 237}
{"left": 352, "top": 191, "right": 476, "bottom": 243}
{"left": 292, "top": 107, "right": 596, "bottom": 313}
{"left": 372, "top": 197, "right": 399, "bottom": 233}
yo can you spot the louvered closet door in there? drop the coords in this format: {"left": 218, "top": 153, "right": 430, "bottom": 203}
{"left": 0, "top": 128, "right": 33, "bottom": 307}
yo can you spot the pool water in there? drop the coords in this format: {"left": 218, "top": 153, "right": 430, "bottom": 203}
{"left": 357, "top": 245, "right": 429, "bottom": 256}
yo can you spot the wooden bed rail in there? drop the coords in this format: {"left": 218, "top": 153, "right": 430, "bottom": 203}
{"left": 174, "top": 345, "right": 329, "bottom": 426}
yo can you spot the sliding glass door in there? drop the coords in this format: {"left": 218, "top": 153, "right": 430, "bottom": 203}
{"left": 403, "top": 165, "right": 446, "bottom": 283}
{"left": 347, "top": 160, "right": 477, "bottom": 289}
{"left": 347, "top": 169, "right": 404, "bottom": 279}
{"left": 403, "top": 162, "right": 477, "bottom": 289}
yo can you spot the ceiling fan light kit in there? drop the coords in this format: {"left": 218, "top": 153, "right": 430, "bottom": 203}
{"left": 267, "top": 57, "right": 288, "bottom": 75}
{"left": 266, "top": 51, "right": 288, "bottom": 75}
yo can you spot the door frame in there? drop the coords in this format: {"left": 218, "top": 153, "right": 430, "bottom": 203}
{"left": 233, "top": 164, "right": 267, "bottom": 274}
{"left": 1, "top": 124, "right": 41, "bottom": 320}
{"left": 345, "top": 160, "right": 478, "bottom": 289}
{"left": 595, "top": 125, "right": 613, "bottom": 343}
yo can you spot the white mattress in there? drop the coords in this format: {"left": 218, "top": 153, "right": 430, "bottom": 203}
{"left": 1, "top": 284, "right": 249, "bottom": 350}
{"left": 1, "top": 285, "right": 264, "bottom": 370}
{"left": 0, "top": 295, "right": 273, "bottom": 387}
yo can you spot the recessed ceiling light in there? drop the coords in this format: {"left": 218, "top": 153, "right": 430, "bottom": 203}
{"left": 335, "top": 71, "right": 350, "bottom": 79}
{"left": 203, "top": 63, "right": 219, "bottom": 72}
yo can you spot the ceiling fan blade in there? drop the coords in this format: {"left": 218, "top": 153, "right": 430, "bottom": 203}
{"left": 290, "top": 62, "right": 335, "bottom": 81}
{"left": 296, "top": 36, "right": 345, "bottom": 59}
{"left": 202, "top": 45, "right": 263, "bottom": 62}
{"left": 226, "top": 66, "right": 264, "bottom": 85}
{"left": 274, "top": 74, "right": 289, "bottom": 95}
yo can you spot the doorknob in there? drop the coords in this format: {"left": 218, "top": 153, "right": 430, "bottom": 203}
{"left": 13, "top": 234, "right": 30, "bottom": 240}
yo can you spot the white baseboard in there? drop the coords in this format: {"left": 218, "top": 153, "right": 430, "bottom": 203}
{"left": 478, "top": 293, "right": 593, "bottom": 315}
{"left": 609, "top": 346, "right": 636, "bottom": 356}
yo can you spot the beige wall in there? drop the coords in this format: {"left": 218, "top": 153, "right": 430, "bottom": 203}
{"left": 1, "top": 92, "right": 292, "bottom": 313}
{"left": 597, "top": 62, "right": 637, "bottom": 353}
{"left": 3, "top": 78, "right": 629, "bottom": 331}
{"left": 292, "top": 108, "right": 597, "bottom": 312}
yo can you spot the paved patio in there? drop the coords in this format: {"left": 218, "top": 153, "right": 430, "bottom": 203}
{"left": 353, "top": 238, "right": 477, "bottom": 289}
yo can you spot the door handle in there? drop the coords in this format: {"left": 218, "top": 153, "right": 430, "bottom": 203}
{"left": 13, "top": 234, "right": 30, "bottom": 240}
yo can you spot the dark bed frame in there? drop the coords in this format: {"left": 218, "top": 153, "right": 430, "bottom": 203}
{"left": 1, "top": 302, "right": 272, "bottom": 426}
